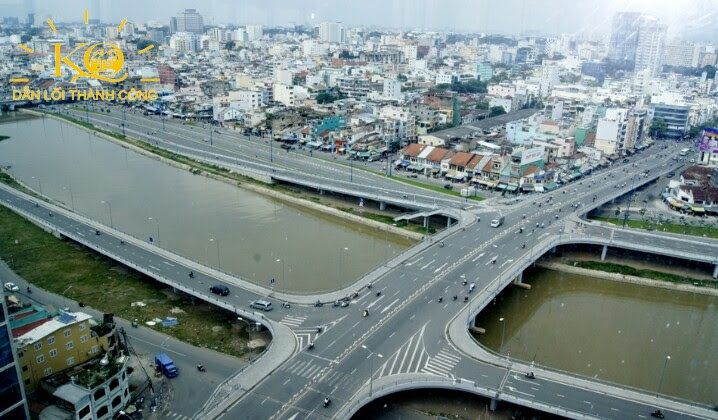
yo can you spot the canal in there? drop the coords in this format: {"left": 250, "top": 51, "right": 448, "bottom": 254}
{"left": 0, "top": 114, "right": 412, "bottom": 293}
{"left": 475, "top": 266, "right": 718, "bottom": 405}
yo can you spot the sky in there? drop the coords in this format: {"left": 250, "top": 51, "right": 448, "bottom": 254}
{"left": 2, "top": 0, "right": 717, "bottom": 41}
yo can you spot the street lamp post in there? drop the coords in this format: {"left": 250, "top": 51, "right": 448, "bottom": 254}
{"left": 101, "top": 200, "right": 113, "bottom": 228}
{"left": 210, "top": 238, "right": 220, "bottom": 270}
{"left": 350, "top": 155, "right": 354, "bottom": 182}
{"left": 148, "top": 217, "right": 160, "bottom": 246}
{"left": 120, "top": 122, "right": 126, "bottom": 137}
{"left": 64, "top": 186, "right": 75, "bottom": 210}
{"left": 360, "top": 345, "right": 383, "bottom": 397}
{"left": 276, "top": 258, "right": 285, "bottom": 292}
{"left": 31, "top": 176, "right": 42, "bottom": 195}
{"left": 499, "top": 317, "right": 506, "bottom": 355}
{"left": 657, "top": 355, "right": 671, "bottom": 395}
{"left": 338, "top": 247, "right": 348, "bottom": 291}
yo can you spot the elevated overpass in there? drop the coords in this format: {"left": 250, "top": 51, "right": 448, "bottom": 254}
{"left": 3, "top": 111, "right": 716, "bottom": 418}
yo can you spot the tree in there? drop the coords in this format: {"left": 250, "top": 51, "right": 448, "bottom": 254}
{"left": 475, "top": 102, "right": 489, "bottom": 110}
{"left": 650, "top": 118, "right": 668, "bottom": 139}
{"left": 397, "top": 74, "right": 408, "bottom": 82}
{"left": 489, "top": 106, "right": 506, "bottom": 117}
{"left": 134, "top": 39, "right": 153, "bottom": 51}
{"left": 225, "top": 41, "right": 235, "bottom": 50}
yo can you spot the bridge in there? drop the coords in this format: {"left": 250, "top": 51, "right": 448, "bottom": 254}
{"left": 3, "top": 107, "right": 717, "bottom": 419}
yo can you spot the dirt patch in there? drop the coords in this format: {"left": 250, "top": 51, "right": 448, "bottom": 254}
{"left": 247, "top": 338, "right": 267, "bottom": 349}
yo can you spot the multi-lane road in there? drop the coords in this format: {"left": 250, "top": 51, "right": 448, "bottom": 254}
{"left": 4, "top": 108, "right": 717, "bottom": 419}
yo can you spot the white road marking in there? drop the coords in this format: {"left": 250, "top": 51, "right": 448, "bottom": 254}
{"left": 433, "top": 262, "right": 448, "bottom": 273}
{"left": 471, "top": 252, "right": 485, "bottom": 262}
{"left": 381, "top": 298, "right": 399, "bottom": 314}
{"left": 366, "top": 296, "right": 384, "bottom": 309}
{"left": 419, "top": 259, "right": 436, "bottom": 271}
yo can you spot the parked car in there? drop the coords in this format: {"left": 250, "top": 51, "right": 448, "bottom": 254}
{"left": 443, "top": 184, "right": 453, "bottom": 190}
{"left": 210, "top": 285, "right": 230, "bottom": 296}
{"left": 4, "top": 282, "right": 19, "bottom": 292}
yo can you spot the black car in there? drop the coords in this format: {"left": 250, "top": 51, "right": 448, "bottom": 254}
{"left": 210, "top": 285, "right": 230, "bottom": 296}
{"left": 622, "top": 158, "right": 629, "bottom": 163}
{"left": 667, "top": 171, "right": 675, "bottom": 177}
{"left": 443, "top": 183, "right": 453, "bottom": 190}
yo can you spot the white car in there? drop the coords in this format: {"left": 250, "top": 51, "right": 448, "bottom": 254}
{"left": 4, "top": 282, "right": 19, "bottom": 292}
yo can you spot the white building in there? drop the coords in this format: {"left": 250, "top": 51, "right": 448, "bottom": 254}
{"left": 273, "top": 84, "right": 295, "bottom": 107}
{"left": 380, "top": 106, "right": 416, "bottom": 143}
{"left": 246, "top": 24, "right": 263, "bottom": 41}
{"left": 539, "top": 63, "right": 559, "bottom": 97}
{"left": 435, "top": 73, "right": 456, "bottom": 85}
{"left": 319, "top": 22, "right": 344, "bottom": 43}
{"left": 169, "top": 32, "right": 199, "bottom": 52}
{"left": 383, "top": 79, "right": 401, "bottom": 100}
{"left": 275, "top": 68, "right": 293, "bottom": 86}
{"left": 635, "top": 17, "right": 667, "bottom": 76}
{"left": 661, "top": 40, "right": 700, "bottom": 68}
{"left": 595, "top": 108, "right": 629, "bottom": 155}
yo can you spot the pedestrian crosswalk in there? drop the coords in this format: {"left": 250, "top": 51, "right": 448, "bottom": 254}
{"left": 279, "top": 315, "right": 306, "bottom": 328}
{"left": 163, "top": 411, "right": 189, "bottom": 420}
{"left": 378, "top": 324, "right": 429, "bottom": 377}
{"left": 283, "top": 359, "right": 325, "bottom": 380}
{"left": 421, "top": 348, "right": 461, "bottom": 378}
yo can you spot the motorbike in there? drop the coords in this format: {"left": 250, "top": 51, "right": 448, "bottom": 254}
{"left": 363, "top": 310, "right": 369, "bottom": 317}
{"left": 650, "top": 410, "right": 664, "bottom": 419}
{"left": 189, "top": 271, "right": 194, "bottom": 278}
{"left": 452, "top": 295, "right": 458, "bottom": 301}
{"left": 464, "top": 296, "right": 468, "bottom": 303}
{"left": 522, "top": 243, "right": 526, "bottom": 249}
{"left": 120, "top": 240, "right": 125, "bottom": 245}
{"left": 308, "top": 342, "right": 314, "bottom": 350}
{"left": 282, "top": 302, "right": 291, "bottom": 309}
{"left": 131, "top": 320, "right": 139, "bottom": 328}
{"left": 376, "top": 291, "right": 382, "bottom": 297}
{"left": 197, "top": 364, "right": 205, "bottom": 372}
{"left": 367, "top": 283, "right": 372, "bottom": 289}
{"left": 438, "top": 297, "right": 443, "bottom": 303}
{"left": 26, "top": 286, "right": 32, "bottom": 294}
{"left": 525, "top": 372, "right": 535, "bottom": 379}
{"left": 323, "top": 398, "right": 331, "bottom": 408}
{"left": 439, "top": 241, "right": 445, "bottom": 247}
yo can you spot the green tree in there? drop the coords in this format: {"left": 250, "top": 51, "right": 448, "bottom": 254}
{"left": 489, "top": 106, "right": 506, "bottom": 117}
{"left": 225, "top": 40, "right": 235, "bottom": 50}
{"left": 650, "top": 118, "right": 668, "bottom": 139}
{"left": 475, "top": 102, "right": 489, "bottom": 110}
{"left": 134, "top": 39, "right": 153, "bottom": 51}
{"left": 397, "top": 74, "right": 408, "bottom": 82}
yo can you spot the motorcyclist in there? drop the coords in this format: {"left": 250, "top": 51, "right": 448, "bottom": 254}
{"left": 26, "top": 286, "right": 32, "bottom": 293}
{"left": 323, "top": 397, "right": 331, "bottom": 407}
{"left": 189, "top": 271, "right": 194, "bottom": 278}
{"left": 438, "top": 296, "right": 443, "bottom": 302}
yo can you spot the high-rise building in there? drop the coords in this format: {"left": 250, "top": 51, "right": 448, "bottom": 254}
{"left": 607, "top": 12, "right": 642, "bottom": 66}
{"left": 246, "top": 25, "right": 263, "bottom": 41}
{"left": 0, "top": 297, "right": 30, "bottom": 419}
{"left": 319, "top": 22, "right": 344, "bottom": 43}
{"left": 634, "top": 16, "right": 667, "bottom": 76}
{"left": 173, "top": 9, "right": 204, "bottom": 34}
{"left": 662, "top": 40, "right": 699, "bottom": 68}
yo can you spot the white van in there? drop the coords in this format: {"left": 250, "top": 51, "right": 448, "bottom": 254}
{"left": 250, "top": 300, "right": 273, "bottom": 311}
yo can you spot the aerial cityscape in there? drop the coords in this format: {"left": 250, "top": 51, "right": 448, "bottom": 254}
{"left": 1, "top": 1, "right": 717, "bottom": 419}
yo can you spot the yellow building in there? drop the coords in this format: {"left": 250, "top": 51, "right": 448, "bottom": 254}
{"left": 11, "top": 307, "right": 114, "bottom": 393}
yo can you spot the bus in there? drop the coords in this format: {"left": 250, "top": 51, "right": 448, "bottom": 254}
{"left": 679, "top": 148, "right": 690, "bottom": 156}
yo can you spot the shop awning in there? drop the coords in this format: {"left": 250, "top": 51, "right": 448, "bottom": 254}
{"left": 400, "top": 160, "right": 410, "bottom": 167}
{"left": 544, "top": 182, "right": 558, "bottom": 191}
{"left": 521, "top": 184, "right": 535, "bottom": 191}
{"left": 394, "top": 159, "right": 403, "bottom": 166}
{"left": 534, "top": 184, "right": 545, "bottom": 192}
{"left": 496, "top": 183, "right": 508, "bottom": 190}
{"left": 690, "top": 206, "right": 705, "bottom": 213}
{"left": 431, "top": 168, "right": 440, "bottom": 173}
{"left": 506, "top": 183, "right": 519, "bottom": 192}
{"left": 453, "top": 173, "right": 465, "bottom": 180}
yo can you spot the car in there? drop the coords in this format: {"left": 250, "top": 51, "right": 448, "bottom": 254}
{"left": 202, "top": 138, "right": 209, "bottom": 142}
{"left": 667, "top": 171, "right": 675, "bottom": 177}
{"left": 250, "top": 300, "right": 273, "bottom": 311}
{"left": 210, "top": 285, "right": 230, "bottom": 296}
{"left": 4, "top": 282, "right": 19, "bottom": 292}
{"left": 443, "top": 184, "right": 453, "bottom": 190}
{"left": 623, "top": 158, "right": 629, "bottom": 163}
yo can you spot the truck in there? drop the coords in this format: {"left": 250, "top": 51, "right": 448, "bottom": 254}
{"left": 490, "top": 216, "right": 504, "bottom": 228}
{"left": 154, "top": 353, "right": 179, "bottom": 378}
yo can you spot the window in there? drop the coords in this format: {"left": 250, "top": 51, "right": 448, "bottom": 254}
{"left": 43, "top": 367, "right": 52, "bottom": 376}
{"left": 22, "top": 365, "right": 28, "bottom": 372}
{"left": 66, "top": 341, "right": 73, "bottom": 350}
{"left": 66, "top": 357, "right": 75, "bottom": 366}
{"left": 33, "top": 342, "right": 42, "bottom": 351}
{"left": 78, "top": 404, "right": 91, "bottom": 418}
{"left": 47, "top": 336, "right": 55, "bottom": 345}
{"left": 36, "top": 355, "right": 44, "bottom": 364}
{"left": 94, "top": 388, "right": 106, "bottom": 401}
{"left": 91, "top": 345, "right": 99, "bottom": 354}
{"left": 49, "top": 349, "right": 57, "bottom": 358}
{"left": 96, "top": 405, "right": 109, "bottom": 417}
{"left": 63, "top": 329, "right": 71, "bottom": 337}
{"left": 80, "top": 335, "right": 88, "bottom": 343}
{"left": 79, "top": 323, "right": 86, "bottom": 331}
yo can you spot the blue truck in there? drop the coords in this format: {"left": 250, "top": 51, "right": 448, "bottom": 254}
{"left": 154, "top": 353, "right": 179, "bottom": 378}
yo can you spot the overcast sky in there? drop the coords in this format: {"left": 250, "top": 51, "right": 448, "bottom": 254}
{"left": 3, "top": 0, "right": 717, "bottom": 41}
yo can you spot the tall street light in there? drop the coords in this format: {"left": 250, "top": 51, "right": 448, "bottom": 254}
{"left": 31, "top": 176, "right": 42, "bottom": 195}
{"left": 276, "top": 258, "right": 285, "bottom": 292}
{"left": 499, "top": 317, "right": 506, "bottom": 356}
{"left": 148, "top": 217, "right": 160, "bottom": 246}
{"left": 657, "top": 355, "right": 671, "bottom": 396}
{"left": 101, "top": 200, "right": 113, "bottom": 228}
{"left": 338, "top": 247, "right": 348, "bottom": 291}
{"left": 210, "top": 238, "right": 220, "bottom": 270}
{"left": 360, "top": 345, "right": 383, "bottom": 397}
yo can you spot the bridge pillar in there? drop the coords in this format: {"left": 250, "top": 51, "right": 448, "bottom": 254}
{"left": 713, "top": 264, "right": 718, "bottom": 279}
{"left": 379, "top": 201, "right": 386, "bottom": 211}
{"left": 447, "top": 217, "right": 452, "bottom": 228}
{"left": 601, "top": 245, "right": 608, "bottom": 261}
{"left": 516, "top": 272, "right": 523, "bottom": 283}
{"left": 423, "top": 216, "right": 428, "bottom": 228}
{"left": 319, "top": 189, "right": 325, "bottom": 195}
{"left": 489, "top": 398, "right": 498, "bottom": 411}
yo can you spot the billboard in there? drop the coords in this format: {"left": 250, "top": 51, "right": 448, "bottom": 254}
{"left": 521, "top": 146, "right": 545, "bottom": 165}
{"left": 699, "top": 128, "right": 718, "bottom": 154}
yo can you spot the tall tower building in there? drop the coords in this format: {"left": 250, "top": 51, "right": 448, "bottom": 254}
{"left": 318, "top": 22, "right": 343, "bottom": 43}
{"left": 635, "top": 16, "right": 667, "bottom": 76}
{"left": 607, "top": 12, "right": 642, "bottom": 67}
{"left": 174, "top": 9, "right": 204, "bottom": 34}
